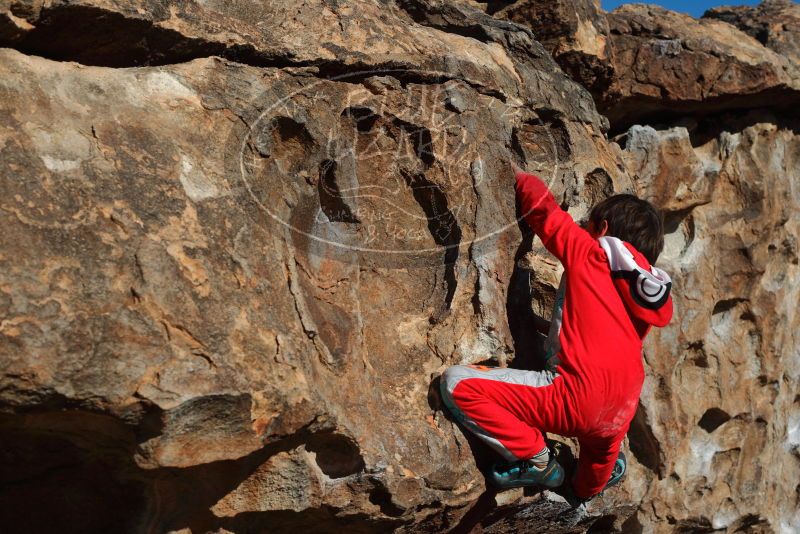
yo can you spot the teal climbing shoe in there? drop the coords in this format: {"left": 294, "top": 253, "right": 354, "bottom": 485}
{"left": 488, "top": 454, "right": 565, "bottom": 490}
{"left": 606, "top": 451, "right": 626, "bottom": 489}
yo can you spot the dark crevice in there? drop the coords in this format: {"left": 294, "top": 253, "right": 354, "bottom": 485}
{"left": 697, "top": 408, "right": 731, "bottom": 433}
{"left": 483, "top": 2, "right": 518, "bottom": 16}
{"left": 732, "top": 513, "right": 770, "bottom": 532}
{"left": 663, "top": 207, "right": 693, "bottom": 234}
{"left": 505, "top": 223, "right": 544, "bottom": 370}
{"left": 627, "top": 402, "right": 664, "bottom": 477}
{"left": 711, "top": 298, "right": 747, "bottom": 316}
{"left": 620, "top": 512, "right": 645, "bottom": 534}
{"left": 687, "top": 341, "right": 709, "bottom": 368}
{"left": 447, "top": 489, "right": 498, "bottom": 534}
{"left": 586, "top": 514, "right": 618, "bottom": 533}
{"left": 1, "top": 457, "right": 85, "bottom": 487}
{"left": 0, "top": 408, "right": 154, "bottom": 533}
{"left": 686, "top": 108, "right": 800, "bottom": 147}
{"left": 4, "top": 4, "right": 246, "bottom": 67}
{"left": 318, "top": 160, "right": 360, "bottom": 223}
{"left": 343, "top": 106, "right": 380, "bottom": 134}
{"left": 255, "top": 116, "right": 315, "bottom": 157}
{"left": 319, "top": 67, "right": 509, "bottom": 102}
{"left": 0, "top": 404, "right": 341, "bottom": 534}
{"left": 472, "top": 356, "right": 501, "bottom": 367}
{"left": 411, "top": 126, "right": 435, "bottom": 167}
{"left": 306, "top": 432, "right": 365, "bottom": 478}
{"left": 604, "top": 88, "right": 800, "bottom": 138}
{"left": 0, "top": 3, "right": 509, "bottom": 101}
{"left": 671, "top": 517, "right": 717, "bottom": 533}
{"left": 368, "top": 483, "right": 406, "bottom": 517}
{"left": 471, "top": 258, "right": 483, "bottom": 317}
{"left": 393, "top": 117, "right": 436, "bottom": 168}
{"left": 401, "top": 170, "right": 461, "bottom": 321}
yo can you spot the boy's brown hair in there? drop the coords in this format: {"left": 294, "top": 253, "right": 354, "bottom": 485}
{"left": 589, "top": 194, "right": 664, "bottom": 264}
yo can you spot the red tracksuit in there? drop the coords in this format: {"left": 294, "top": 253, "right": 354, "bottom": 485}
{"left": 441, "top": 170, "right": 673, "bottom": 498}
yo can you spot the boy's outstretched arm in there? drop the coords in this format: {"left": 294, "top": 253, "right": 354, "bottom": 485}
{"left": 573, "top": 436, "right": 622, "bottom": 499}
{"left": 514, "top": 165, "right": 595, "bottom": 267}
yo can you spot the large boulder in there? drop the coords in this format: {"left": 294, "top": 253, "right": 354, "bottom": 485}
{"left": 602, "top": 4, "right": 800, "bottom": 132}
{"left": 482, "top": 1, "right": 800, "bottom": 134}
{"left": 490, "top": 0, "right": 615, "bottom": 97}
{"left": 705, "top": 0, "right": 800, "bottom": 67}
{"left": 0, "top": 0, "right": 633, "bottom": 532}
{"left": 617, "top": 113, "right": 800, "bottom": 530}
{"left": 0, "top": 0, "right": 599, "bottom": 127}
{"left": 1, "top": 0, "right": 799, "bottom": 532}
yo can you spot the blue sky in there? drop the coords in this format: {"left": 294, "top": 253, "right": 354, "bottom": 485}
{"left": 601, "top": 0, "right": 762, "bottom": 18}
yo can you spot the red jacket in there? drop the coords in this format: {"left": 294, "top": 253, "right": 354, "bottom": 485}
{"left": 515, "top": 169, "right": 673, "bottom": 497}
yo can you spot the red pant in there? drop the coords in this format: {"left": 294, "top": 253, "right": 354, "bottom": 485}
{"left": 440, "top": 364, "right": 621, "bottom": 498}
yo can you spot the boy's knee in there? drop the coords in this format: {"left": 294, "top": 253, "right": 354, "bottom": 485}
{"left": 441, "top": 365, "right": 478, "bottom": 396}
{"left": 441, "top": 365, "right": 484, "bottom": 399}
{"left": 440, "top": 366, "right": 460, "bottom": 399}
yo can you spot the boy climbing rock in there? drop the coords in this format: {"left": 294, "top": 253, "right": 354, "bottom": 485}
{"left": 440, "top": 164, "right": 673, "bottom": 502}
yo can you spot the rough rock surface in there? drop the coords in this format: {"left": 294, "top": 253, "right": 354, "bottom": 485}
{"left": 602, "top": 4, "right": 800, "bottom": 132}
{"left": 705, "top": 0, "right": 800, "bottom": 67}
{"left": 619, "top": 113, "right": 800, "bottom": 532}
{"left": 486, "top": 1, "right": 800, "bottom": 134}
{"left": 0, "top": 0, "right": 632, "bottom": 532}
{"left": 0, "top": 0, "right": 799, "bottom": 533}
{"left": 490, "top": 0, "right": 615, "bottom": 97}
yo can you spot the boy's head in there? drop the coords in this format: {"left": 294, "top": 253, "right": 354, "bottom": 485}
{"left": 587, "top": 194, "right": 664, "bottom": 264}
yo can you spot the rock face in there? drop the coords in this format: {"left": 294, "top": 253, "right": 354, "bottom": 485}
{"left": 620, "top": 114, "right": 800, "bottom": 531}
{"left": 0, "top": 1, "right": 631, "bottom": 532}
{"left": 602, "top": 4, "right": 800, "bottom": 133}
{"left": 501, "top": 0, "right": 800, "bottom": 133}
{"left": 0, "top": 0, "right": 798, "bottom": 533}
{"left": 490, "top": 0, "right": 615, "bottom": 97}
{"left": 705, "top": 0, "right": 800, "bottom": 67}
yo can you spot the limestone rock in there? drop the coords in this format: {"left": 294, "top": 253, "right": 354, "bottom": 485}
{"left": 482, "top": 1, "right": 800, "bottom": 133}
{"left": 490, "top": 0, "right": 615, "bottom": 97}
{"left": 1, "top": 0, "right": 799, "bottom": 532}
{"left": 0, "top": 0, "right": 631, "bottom": 531}
{"left": 619, "top": 112, "right": 800, "bottom": 531}
{"left": 603, "top": 4, "right": 800, "bottom": 132}
{"left": 705, "top": 0, "right": 800, "bottom": 67}
{"left": 621, "top": 125, "right": 713, "bottom": 214}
